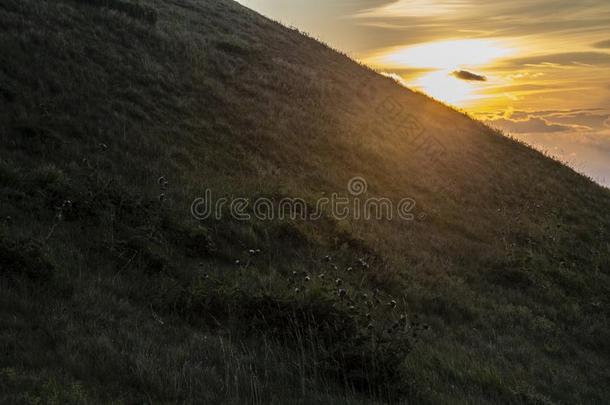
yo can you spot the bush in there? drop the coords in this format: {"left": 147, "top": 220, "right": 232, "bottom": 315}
{"left": 181, "top": 255, "right": 430, "bottom": 400}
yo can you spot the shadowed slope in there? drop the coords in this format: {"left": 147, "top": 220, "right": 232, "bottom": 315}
{"left": 1, "top": 0, "right": 609, "bottom": 403}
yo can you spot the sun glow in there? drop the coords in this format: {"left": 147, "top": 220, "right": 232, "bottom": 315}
{"left": 412, "top": 70, "right": 484, "bottom": 106}
{"left": 372, "top": 39, "right": 515, "bottom": 70}
{"left": 366, "top": 39, "right": 517, "bottom": 107}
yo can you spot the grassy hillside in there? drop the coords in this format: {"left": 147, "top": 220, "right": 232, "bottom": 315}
{"left": 1, "top": 0, "right": 609, "bottom": 403}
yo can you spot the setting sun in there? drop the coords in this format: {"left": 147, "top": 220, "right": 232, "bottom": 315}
{"left": 412, "top": 70, "right": 482, "bottom": 106}
{"left": 364, "top": 39, "right": 517, "bottom": 108}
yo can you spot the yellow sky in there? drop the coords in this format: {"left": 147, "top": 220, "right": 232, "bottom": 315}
{"left": 364, "top": 38, "right": 518, "bottom": 108}
{"left": 237, "top": 0, "right": 610, "bottom": 186}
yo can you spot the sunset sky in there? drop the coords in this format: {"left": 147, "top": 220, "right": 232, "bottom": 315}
{"left": 237, "top": 0, "right": 610, "bottom": 187}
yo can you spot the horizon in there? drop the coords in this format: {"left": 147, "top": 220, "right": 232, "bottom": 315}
{"left": 237, "top": 0, "right": 610, "bottom": 187}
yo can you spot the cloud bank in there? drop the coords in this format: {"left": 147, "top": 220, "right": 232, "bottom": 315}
{"left": 483, "top": 109, "right": 610, "bottom": 134}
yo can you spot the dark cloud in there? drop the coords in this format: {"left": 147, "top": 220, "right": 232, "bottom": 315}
{"left": 593, "top": 39, "right": 610, "bottom": 48}
{"left": 452, "top": 70, "right": 487, "bottom": 81}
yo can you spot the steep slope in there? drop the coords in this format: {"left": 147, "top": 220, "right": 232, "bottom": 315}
{"left": 1, "top": 0, "right": 609, "bottom": 403}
